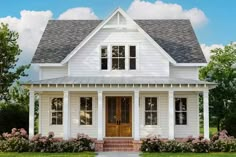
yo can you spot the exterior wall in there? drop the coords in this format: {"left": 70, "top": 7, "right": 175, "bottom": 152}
{"left": 40, "top": 92, "right": 64, "bottom": 137}
{"left": 170, "top": 65, "right": 199, "bottom": 80}
{"left": 39, "top": 91, "right": 199, "bottom": 139}
{"left": 174, "top": 92, "right": 199, "bottom": 138}
{"left": 70, "top": 92, "right": 98, "bottom": 138}
{"left": 69, "top": 29, "right": 170, "bottom": 77}
{"left": 40, "top": 66, "right": 68, "bottom": 80}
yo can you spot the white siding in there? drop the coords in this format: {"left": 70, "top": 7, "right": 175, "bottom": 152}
{"left": 174, "top": 92, "right": 199, "bottom": 138}
{"left": 39, "top": 91, "right": 199, "bottom": 139}
{"left": 170, "top": 65, "right": 199, "bottom": 80}
{"left": 40, "top": 66, "right": 68, "bottom": 80}
{"left": 70, "top": 93, "right": 98, "bottom": 138}
{"left": 40, "top": 92, "right": 64, "bottom": 137}
{"left": 69, "top": 29, "right": 169, "bottom": 77}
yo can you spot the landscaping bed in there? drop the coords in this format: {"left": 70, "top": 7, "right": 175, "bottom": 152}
{"left": 141, "top": 130, "right": 236, "bottom": 153}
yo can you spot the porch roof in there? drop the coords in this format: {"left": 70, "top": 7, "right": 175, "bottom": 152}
{"left": 24, "top": 76, "right": 215, "bottom": 86}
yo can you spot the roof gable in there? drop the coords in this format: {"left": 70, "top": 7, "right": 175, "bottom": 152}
{"left": 32, "top": 9, "right": 206, "bottom": 64}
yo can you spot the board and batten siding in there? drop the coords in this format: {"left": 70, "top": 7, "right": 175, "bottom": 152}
{"left": 68, "top": 29, "right": 170, "bottom": 77}
{"left": 170, "top": 66, "right": 199, "bottom": 80}
{"left": 40, "top": 66, "right": 68, "bottom": 80}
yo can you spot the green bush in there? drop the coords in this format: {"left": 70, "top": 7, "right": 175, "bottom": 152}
{"left": 0, "top": 128, "right": 95, "bottom": 153}
{"left": 141, "top": 130, "right": 236, "bottom": 153}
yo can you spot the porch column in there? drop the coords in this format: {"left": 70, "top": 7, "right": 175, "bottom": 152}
{"left": 203, "top": 89, "right": 209, "bottom": 139}
{"left": 29, "top": 90, "right": 35, "bottom": 139}
{"left": 168, "top": 90, "right": 175, "bottom": 140}
{"left": 97, "top": 90, "right": 103, "bottom": 140}
{"left": 63, "top": 91, "right": 70, "bottom": 140}
{"left": 134, "top": 90, "right": 140, "bottom": 140}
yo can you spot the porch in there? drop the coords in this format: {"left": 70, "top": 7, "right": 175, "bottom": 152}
{"left": 25, "top": 76, "right": 215, "bottom": 151}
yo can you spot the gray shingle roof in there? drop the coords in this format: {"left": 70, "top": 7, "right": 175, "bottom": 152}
{"left": 25, "top": 76, "right": 215, "bottom": 85}
{"left": 32, "top": 19, "right": 206, "bottom": 63}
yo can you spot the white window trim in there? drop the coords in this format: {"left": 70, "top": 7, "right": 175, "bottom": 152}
{"left": 98, "top": 43, "right": 139, "bottom": 71}
{"left": 174, "top": 97, "right": 188, "bottom": 126}
{"left": 142, "top": 95, "right": 160, "bottom": 127}
{"left": 78, "top": 96, "right": 95, "bottom": 127}
{"left": 100, "top": 45, "right": 108, "bottom": 70}
{"left": 49, "top": 97, "right": 63, "bottom": 126}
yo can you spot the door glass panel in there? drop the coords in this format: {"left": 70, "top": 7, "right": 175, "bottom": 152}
{"left": 107, "top": 97, "right": 117, "bottom": 123}
{"left": 121, "top": 97, "right": 129, "bottom": 123}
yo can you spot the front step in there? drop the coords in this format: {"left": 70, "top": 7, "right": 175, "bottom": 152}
{"left": 103, "top": 139, "right": 134, "bottom": 152}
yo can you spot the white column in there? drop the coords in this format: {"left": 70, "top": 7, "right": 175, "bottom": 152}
{"left": 168, "top": 90, "right": 175, "bottom": 140}
{"left": 29, "top": 90, "right": 35, "bottom": 139}
{"left": 134, "top": 90, "right": 140, "bottom": 140}
{"left": 97, "top": 90, "right": 103, "bottom": 140}
{"left": 203, "top": 89, "right": 209, "bottom": 139}
{"left": 63, "top": 91, "right": 70, "bottom": 140}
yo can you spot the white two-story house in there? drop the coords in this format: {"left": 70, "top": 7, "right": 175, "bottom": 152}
{"left": 25, "top": 8, "right": 215, "bottom": 151}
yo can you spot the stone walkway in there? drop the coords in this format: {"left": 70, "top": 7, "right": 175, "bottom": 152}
{"left": 96, "top": 152, "right": 140, "bottom": 157}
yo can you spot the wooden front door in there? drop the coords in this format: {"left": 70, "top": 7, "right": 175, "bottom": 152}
{"left": 106, "top": 97, "right": 132, "bottom": 137}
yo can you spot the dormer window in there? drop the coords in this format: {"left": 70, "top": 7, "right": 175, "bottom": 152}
{"left": 112, "top": 46, "right": 125, "bottom": 70}
{"left": 100, "top": 45, "right": 137, "bottom": 71}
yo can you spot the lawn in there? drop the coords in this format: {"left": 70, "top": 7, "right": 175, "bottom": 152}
{"left": 142, "top": 153, "right": 236, "bottom": 157}
{"left": 200, "top": 127, "right": 218, "bottom": 137}
{"left": 0, "top": 152, "right": 95, "bottom": 157}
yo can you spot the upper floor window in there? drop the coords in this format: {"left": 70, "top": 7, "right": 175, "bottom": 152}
{"left": 80, "top": 97, "right": 93, "bottom": 125}
{"left": 50, "top": 98, "right": 63, "bottom": 125}
{"left": 101, "top": 46, "right": 108, "bottom": 70}
{"left": 175, "top": 98, "right": 187, "bottom": 125}
{"left": 145, "top": 97, "right": 158, "bottom": 125}
{"left": 112, "top": 46, "right": 125, "bottom": 70}
{"left": 129, "top": 46, "right": 136, "bottom": 70}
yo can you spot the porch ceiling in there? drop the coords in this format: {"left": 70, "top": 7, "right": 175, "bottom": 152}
{"left": 23, "top": 76, "right": 216, "bottom": 86}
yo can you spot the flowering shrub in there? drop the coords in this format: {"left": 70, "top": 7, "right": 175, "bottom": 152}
{"left": 0, "top": 128, "right": 95, "bottom": 152}
{"left": 141, "top": 130, "right": 236, "bottom": 153}
{"left": 0, "top": 128, "right": 29, "bottom": 152}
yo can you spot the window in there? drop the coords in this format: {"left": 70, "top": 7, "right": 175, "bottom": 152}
{"left": 80, "top": 97, "right": 93, "bottom": 125}
{"left": 145, "top": 97, "right": 157, "bottom": 125}
{"left": 50, "top": 98, "right": 63, "bottom": 125}
{"left": 175, "top": 98, "right": 187, "bottom": 125}
{"left": 129, "top": 46, "right": 136, "bottom": 70}
{"left": 112, "top": 46, "right": 125, "bottom": 70}
{"left": 101, "top": 46, "right": 108, "bottom": 70}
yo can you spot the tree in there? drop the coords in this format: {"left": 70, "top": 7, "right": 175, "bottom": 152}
{"left": 199, "top": 43, "right": 236, "bottom": 135}
{"left": 0, "top": 23, "right": 29, "bottom": 101}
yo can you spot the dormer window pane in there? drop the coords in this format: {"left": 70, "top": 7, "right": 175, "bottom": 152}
{"left": 129, "top": 46, "right": 136, "bottom": 70}
{"left": 112, "top": 46, "right": 125, "bottom": 70}
{"left": 101, "top": 46, "right": 108, "bottom": 70}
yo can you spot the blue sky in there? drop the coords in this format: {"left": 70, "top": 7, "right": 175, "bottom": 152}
{"left": 1, "top": 0, "right": 235, "bottom": 45}
{"left": 0, "top": 0, "right": 235, "bottom": 80}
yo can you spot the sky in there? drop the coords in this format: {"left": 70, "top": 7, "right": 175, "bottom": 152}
{"left": 0, "top": 0, "right": 235, "bottom": 80}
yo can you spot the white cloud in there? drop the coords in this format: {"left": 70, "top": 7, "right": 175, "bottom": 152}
{"left": 127, "top": 0, "right": 208, "bottom": 28}
{"left": 201, "top": 44, "right": 224, "bottom": 62}
{"left": 58, "top": 7, "right": 98, "bottom": 20}
{"left": 0, "top": 7, "right": 98, "bottom": 80}
{"left": 0, "top": 10, "right": 53, "bottom": 80}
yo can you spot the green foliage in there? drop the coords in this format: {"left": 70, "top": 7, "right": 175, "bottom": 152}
{"left": 0, "top": 104, "right": 29, "bottom": 133}
{"left": 0, "top": 129, "right": 95, "bottom": 153}
{"left": 0, "top": 23, "right": 30, "bottom": 101}
{"left": 199, "top": 43, "right": 236, "bottom": 135}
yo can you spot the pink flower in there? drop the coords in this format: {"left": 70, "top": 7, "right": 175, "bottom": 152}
{"left": 11, "top": 128, "right": 17, "bottom": 134}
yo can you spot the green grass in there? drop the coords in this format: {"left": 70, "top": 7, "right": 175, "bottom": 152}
{"left": 141, "top": 153, "right": 236, "bottom": 157}
{"left": 0, "top": 152, "right": 95, "bottom": 157}
{"left": 200, "top": 127, "right": 218, "bottom": 137}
